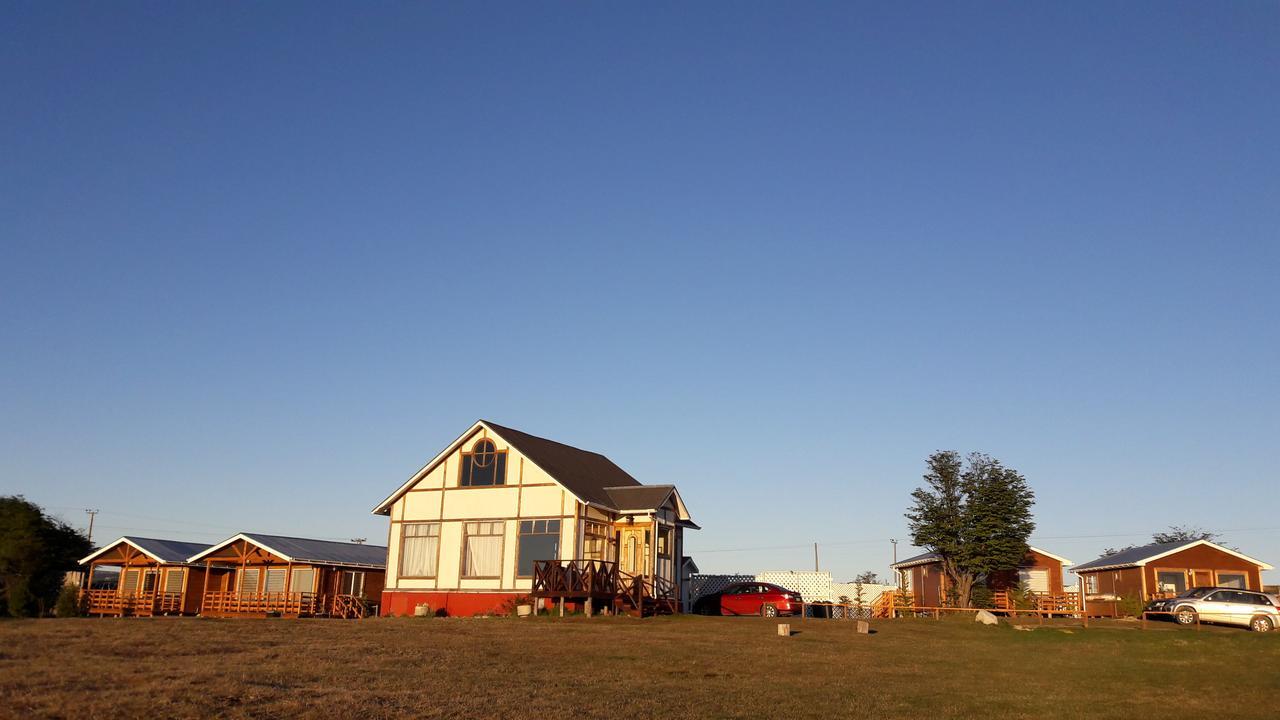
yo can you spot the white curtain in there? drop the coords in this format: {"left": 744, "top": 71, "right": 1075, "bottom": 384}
{"left": 400, "top": 524, "right": 439, "bottom": 577}
{"left": 465, "top": 522, "right": 503, "bottom": 577}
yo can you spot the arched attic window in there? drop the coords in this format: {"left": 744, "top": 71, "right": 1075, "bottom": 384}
{"left": 460, "top": 438, "right": 507, "bottom": 486}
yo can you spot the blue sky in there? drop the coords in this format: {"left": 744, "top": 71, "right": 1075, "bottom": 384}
{"left": 3, "top": 2, "right": 1277, "bottom": 583}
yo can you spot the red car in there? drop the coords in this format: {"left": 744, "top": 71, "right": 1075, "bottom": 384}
{"left": 693, "top": 582, "right": 803, "bottom": 617}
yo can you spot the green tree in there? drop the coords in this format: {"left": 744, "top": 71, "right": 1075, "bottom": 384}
{"left": 0, "top": 496, "right": 92, "bottom": 617}
{"left": 852, "top": 571, "right": 880, "bottom": 585}
{"left": 905, "top": 451, "right": 1036, "bottom": 608}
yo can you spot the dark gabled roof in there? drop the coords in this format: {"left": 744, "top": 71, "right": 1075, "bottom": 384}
{"left": 188, "top": 533, "right": 388, "bottom": 568}
{"left": 1074, "top": 538, "right": 1272, "bottom": 572}
{"left": 604, "top": 485, "right": 674, "bottom": 512}
{"left": 1073, "top": 540, "right": 1196, "bottom": 572}
{"left": 129, "top": 537, "right": 212, "bottom": 563}
{"left": 890, "top": 551, "right": 941, "bottom": 570}
{"left": 483, "top": 420, "right": 641, "bottom": 508}
{"left": 241, "top": 533, "right": 388, "bottom": 568}
{"left": 81, "top": 536, "right": 212, "bottom": 565}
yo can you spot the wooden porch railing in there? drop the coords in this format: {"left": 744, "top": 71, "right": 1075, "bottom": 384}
{"left": 992, "top": 591, "right": 1081, "bottom": 614}
{"left": 81, "top": 589, "right": 183, "bottom": 616}
{"left": 531, "top": 560, "right": 620, "bottom": 599}
{"left": 200, "top": 591, "right": 370, "bottom": 618}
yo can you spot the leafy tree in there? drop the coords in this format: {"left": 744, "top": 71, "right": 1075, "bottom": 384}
{"left": 905, "top": 451, "right": 1036, "bottom": 608}
{"left": 852, "top": 571, "right": 880, "bottom": 585}
{"left": 0, "top": 496, "right": 91, "bottom": 617}
{"left": 1151, "top": 525, "right": 1218, "bottom": 544}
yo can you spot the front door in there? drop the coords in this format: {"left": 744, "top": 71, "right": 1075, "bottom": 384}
{"left": 619, "top": 529, "right": 646, "bottom": 576}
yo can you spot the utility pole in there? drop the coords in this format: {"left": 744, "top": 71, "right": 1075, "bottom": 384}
{"left": 891, "top": 538, "right": 900, "bottom": 588}
{"left": 84, "top": 509, "right": 99, "bottom": 546}
{"left": 813, "top": 542, "right": 819, "bottom": 572}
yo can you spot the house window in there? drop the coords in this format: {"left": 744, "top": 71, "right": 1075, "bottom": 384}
{"left": 340, "top": 571, "right": 365, "bottom": 596}
{"left": 657, "top": 528, "right": 673, "bottom": 558}
{"left": 1085, "top": 575, "right": 1098, "bottom": 594}
{"left": 584, "top": 521, "right": 609, "bottom": 561}
{"left": 264, "top": 568, "right": 287, "bottom": 593}
{"left": 517, "top": 520, "right": 561, "bottom": 577}
{"left": 400, "top": 523, "right": 440, "bottom": 578}
{"left": 291, "top": 567, "right": 316, "bottom": 594}
{"left": 239, "top": 568, "right": 261, "bottom": 596}
{"left": 1156, "top": 571, "right": 1186, "bottom": 594}
{"left": 1217, "top": 572, "right": 1246, "bottom": 589}
{"left": 163, "top": 569, "right": 185, "bottom": 594}
{"left": 460, "top": 439, "right": 507, "bottom": 486}
{"left": 121, "top": 570, "right": 140, "bottom": 596}
{"left": 463, "top": 521, "right": 504, "bottom": 578}
{"left": 1017, "top": 569, "right": 1049, "bottom": 594}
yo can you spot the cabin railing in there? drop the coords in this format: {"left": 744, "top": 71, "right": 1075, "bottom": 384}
{"left": 81, "top": 589, "right": 184, "bottom": 616}
{"left": 992, "top": 591, "right": 1081, "bottom": 614}
{"left": 200, "top": 591, "right": 370, "bottom": 618}
{"left": 531, "top": 560, "right": 619, "bottom": 598}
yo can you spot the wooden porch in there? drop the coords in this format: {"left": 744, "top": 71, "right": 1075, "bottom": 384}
{"left": 531, "top": 560, "right": 678, "bottom": 617}
{"left": 81, "top": 589, "right": 185, "bottom": 617}
{"left": 200, "top": 591, "right": 373, "bottom": 619}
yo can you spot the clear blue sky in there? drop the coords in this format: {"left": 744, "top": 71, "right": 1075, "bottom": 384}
{"left": 3, "top": 2, "right": 1277, "bottom": 584}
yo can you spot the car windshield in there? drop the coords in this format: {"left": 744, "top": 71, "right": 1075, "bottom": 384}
{"left": 1177, "top": 588, "right": 1214, "bottom": 599}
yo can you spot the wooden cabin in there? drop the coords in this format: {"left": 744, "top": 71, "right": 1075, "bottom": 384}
{"left": 372, "top": 420, "right": 699, "bottom": 617}
{"left": 188, "top": 533, "right": 387, "bottom": 618}
{"left": 1073, "top": 539, "right": 1273, "bottom": 617}
{"left": 891, "top": 546, "right": 1074, "bottom": 610}
{"left": 79, "top": 537, "right": 213, "bottom": 616}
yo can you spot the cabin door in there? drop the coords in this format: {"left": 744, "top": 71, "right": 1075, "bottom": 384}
{"left": 619, "top": 529, "right": 647, "bottom": 576}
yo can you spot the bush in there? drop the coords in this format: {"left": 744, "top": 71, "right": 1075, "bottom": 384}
{"left": 1117, "top": 594, "right": 1146, "bottom": 618}
{"left": 969, "top": 586, "right": 995, "bottom": 609}
{"left": 54, "top": 583, "right": 84, "bottom": 617}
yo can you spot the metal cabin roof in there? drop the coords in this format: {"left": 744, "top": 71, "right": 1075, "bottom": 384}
{"left": 80, "top": 536, "right": 212, "bottom": 565}
{"left": 1073, "top": 538, "right": 1273, "bottom": 573}
{"left": 891, "top": 552, "right": 941, "bottom": 569}
{"left": 240, "top": 533, "right": 388, "bottom": 568}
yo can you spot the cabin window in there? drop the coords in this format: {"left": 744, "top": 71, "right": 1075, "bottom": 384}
{"left": 1085, "top": 575, "right": 1098, "bottom": 594}
{"left": 584, "top": 521, "right": 609, "bottom": 561}
{"left": 1017, "top": 569, "right": 1050, "bottom": 594}
{"left": 239, "top": 568, "right": 261, "bottom": 596}
{"left": 264, "top": 568, "right": 287, "bottom": 593}
{"left": 463, "top": 521, "right": 504, "bottom": 578}
{"left": 657, "top": 528, "right": 673, "bottom": 558}
{"left": 400, "top": 523, "right": 440, "bottom": 578}
{"left": 121, "top": 570, "right": 140, "bottom": 596}
{"left": 1156, "top": 571, "right": 1186, "bottom": 594}
{"left": 291, "top": 567, "right": 316, "bottom": 593}
{"left": 517, "top": 520, "right": 561, "bottom": 577}
{"left": 1216, "top": 572, "right": 1246, "bottom": 589}
{"left": 163, "top": 569, "right": 185, "bottom": 594}
{"left": 141, "top": 570, "right": 158, "bottom": 594}
{"left": 340, "top": 571, "right": 365, "bottom": 596}
{"left": 460, "top": 439, "right": 507, "bottom": 486}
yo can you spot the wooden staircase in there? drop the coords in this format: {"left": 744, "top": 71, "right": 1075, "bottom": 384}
{"left": 614, "top": 572, "right": 677, "bottom": 618}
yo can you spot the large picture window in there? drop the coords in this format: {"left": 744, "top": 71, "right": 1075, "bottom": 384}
{"left": 1156, "top": 571, "right": 1186, "bottom": 594}
{"left": 463, "top": 521, "right": 504, "bottom": 578}
{"left": 290, "top": 567, "right": 316, "bottom": 593}
{"left": 517, "top": 519, "right": 561, "bottom": 577}
{"left": 460, "top": 439, "right": 507, "bottom": 486}
{"left": 400, "top": 523, "right": 440, "bottom": 578}
{"left": 1216, "top": 572, "right": 1246, "bottom": 589}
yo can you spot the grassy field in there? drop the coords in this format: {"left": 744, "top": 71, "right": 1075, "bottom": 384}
{"left": 1, "top": 614, "right": 1277, "bottom": 719}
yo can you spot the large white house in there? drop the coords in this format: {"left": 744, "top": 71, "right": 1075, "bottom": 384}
{"left": 373, "top": 420, "right": 698, "bottom": 616}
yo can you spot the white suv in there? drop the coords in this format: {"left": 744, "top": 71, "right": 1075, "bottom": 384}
{"left": 1146, "top": 587, "right": 1279, "bottom": 632}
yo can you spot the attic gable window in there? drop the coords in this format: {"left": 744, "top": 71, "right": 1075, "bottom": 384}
{"left": 460, "top": 439, "right": 507, "bottom": 487}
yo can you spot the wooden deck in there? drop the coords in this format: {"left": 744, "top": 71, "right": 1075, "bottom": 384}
{"left": 531, "top": 559, "right": 678, "bottom": 617}
{"left": 200, "top": 591, "right": 373, "bottom": 619}
{"left": 82, "top": 590, "right": 185, "bottom": 617}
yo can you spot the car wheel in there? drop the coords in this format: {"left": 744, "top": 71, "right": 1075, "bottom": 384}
{"left": 1174, "top": 607, "right": 1197, "bottom": 625}
{"left": 1250, "top": 616, "right": 1273, "bottom": 633}
{"left": 761, "top": 604, "right": 778, "bottom": 618}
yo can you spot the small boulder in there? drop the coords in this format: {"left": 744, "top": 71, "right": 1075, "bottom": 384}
{"left": 974, "top": 610, "right": 999, "bottom": 625}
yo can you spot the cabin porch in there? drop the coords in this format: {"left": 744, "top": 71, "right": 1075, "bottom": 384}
{"left": 530, "top": 559, "right": 679, "bottom": 617}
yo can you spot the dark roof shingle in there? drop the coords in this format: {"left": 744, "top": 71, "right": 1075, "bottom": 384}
{"left": 484, "top": 420, "right": 641, "bottom": 508}
{"left": 1073, "top": 539, "right": 1198, "bottom": 572}
{"left": 241, "top": 533, "right": 388, "bottom": 568}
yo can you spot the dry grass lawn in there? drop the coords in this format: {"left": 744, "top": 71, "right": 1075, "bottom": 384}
{"left": 1, "top": 614, "right": 1277, "bottom": 719}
